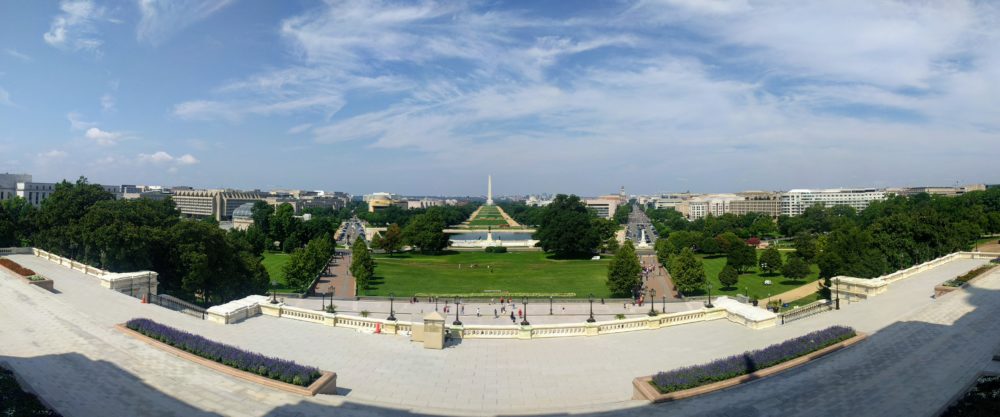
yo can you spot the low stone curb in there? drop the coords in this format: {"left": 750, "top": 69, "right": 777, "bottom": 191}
{"left": 935, "top": 265, "right": 999, "bottom": 298}
{"left": 632, "top": 332, "right": 868, "bottom": 403}
{"left": 115, "top": 324, "right": 337, "bottom": 396}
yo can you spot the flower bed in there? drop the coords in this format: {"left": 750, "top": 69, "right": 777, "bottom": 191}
{"left": 0, "top": 258, "right": 36, "bottom": 277}
{"left": 955, "top": 265, "right": 994, "bottom": 283}
{"left": 125, "top": 318, "right": 320, "bottom": 387}
{"left": 651, "top": 326, "right": 856, "bottom": 393}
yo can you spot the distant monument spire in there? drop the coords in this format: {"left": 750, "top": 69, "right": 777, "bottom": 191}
{"left": 487, "top": 175, "right": 494, "bottom": 205}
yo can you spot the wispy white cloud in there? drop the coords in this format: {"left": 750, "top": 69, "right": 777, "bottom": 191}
{"left": 43, "top": 0, "right": 106, "bottom": 53}
{"left": 0, "top": 87, "right": 12, "bottom": 106}
{"left": 165, "top": 0, "right": 1000, "bottom": 191}
{"left": 137, "top": 0, "right": 236, "bottom": 45}
{"left": 4, "top": 49, "right": 32, "bottom": 62}
{"left": 66, "top": 111, "right": 96, "bottom": 130}
{"left": 138, "top": 151, "right": 199, "bottom": 165}
{"left": 100, "top": 93, "right": 115, "bottom": 112}
{"left": 84, "top": 127, "right": 124, "bottom": 146}
{"left": 39, "top": 149, "right": 68, "bottom": 159}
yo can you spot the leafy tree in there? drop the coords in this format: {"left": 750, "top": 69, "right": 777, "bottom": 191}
{"left": 781, "top": 254, "right": 811, "bottom": 281}
{"left": 817, "top": 225, "right": 888, "bottom": 278}
{"left": 350, "top": 239, "right": 375, "bottom": 291}
{"left": 534, "top": 194, "right": 601, "bottom": 258}
{"left": 402, "top": 212, "right": 449, "bottom": 253}
{"left": 370, "top": 233, "right": 383, "bottom": 252}
{"left": 793, "top": 232, "right": 818, "bottom": 261}
{"left": 0, "top": 197, "right": 36, "bottom": 246}
{"left": 718, "top": 264, "right": 739, "bottom": 289}
{"left": 698, "top": 235, "right": 722, "bottom": 254}
{"left": 244, "top": 225, "right": 267, "bottom": 256}
{"left": 603, "top": 236, "right": 620, "bottom": 254}
{"left": 726, "top": 243, "right": 757, "bottom": 274}
{"left": 250, "top": 201, "right": 274, "bottom": 236}
{"left": 606, "top": 240, "right": 641, "bottom": 297}
{"left": 32, "top": 177, "right": 115, "bottom": 258}
{"left": 749, "top": 216, "right": 777, "bottom": 238}
{"left": 714, "top": 232, "right": 744, "bottom": 254}
{"left": 380, "top": 223, "right": 404, "bottom": 256}
{"left": 654, "top": 238, "right": 671, "bottom": 266}
{"left": 664, "top": 231, "right": 702, "bottom": 255}
{"left": 758, "top": 246, "right": 783, "bottom": 274}
{"left": 669, "top": 248, "right": 706, "bottom": 294}
{"left": 613, "top": 203, "right": 632, "bottom": 225}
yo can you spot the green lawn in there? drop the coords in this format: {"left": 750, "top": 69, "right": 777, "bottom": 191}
{"left": 467, "top": 205, "right": 511, "bottom": 227}
{"left": 261, "top": 252, "right": 294, "bottom": 290}
{"left": 366, "top": 251, "right": 612, "bottom": 298}
{"left": 686, "top": 252, "right": 821, "bottom": 300}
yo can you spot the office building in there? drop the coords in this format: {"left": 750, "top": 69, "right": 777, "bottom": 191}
{"left": 172, "top": 189, "right": 266, "bottom": 221}
{"left": 729, "top": 191, "right": 781, "bottom": 218}
{"left": 780, "top": 188, "right": 886, "bottom": 217}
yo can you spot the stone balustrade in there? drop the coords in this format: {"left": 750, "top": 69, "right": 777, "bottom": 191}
{"left": 831, "top": 251, "right": 1000, "bottom": 304}
{"left": 215, "top": 296, "right": 772, "bottom": 339}
{"left": 16, "top": 247, "right": 160, "bottom": 297}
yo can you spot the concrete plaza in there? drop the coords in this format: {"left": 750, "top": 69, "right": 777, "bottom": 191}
{"left": 1, "top": 253, "right": 999, "bottom": 416}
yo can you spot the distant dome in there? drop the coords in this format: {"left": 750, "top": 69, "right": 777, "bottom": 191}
{"left": 233, "top": 203, "right": 255, "bottom": 220}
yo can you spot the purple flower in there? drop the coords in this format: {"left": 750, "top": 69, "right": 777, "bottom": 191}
{"left": 126, "top": 318, "right": 321, "bottom": 387}
{"left": 652, "top": 326, "right": 855, "bottom": 392}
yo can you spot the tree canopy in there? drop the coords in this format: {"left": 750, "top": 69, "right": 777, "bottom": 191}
{"left": 606, "top": 240, "right": 641, "bottom": 297}
{"left": 669, "top": 247, "right": 707, "bottom": 294}
{"left": 534, "top": 194, "right": 602, "bottom": 258}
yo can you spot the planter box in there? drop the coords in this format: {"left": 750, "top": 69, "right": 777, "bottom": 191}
{"left": 633, "top": 332, "right": 867, "bottom": 402}
{"left": 116, "top": 324, "right": 337, "bottom": 396}
{"left": 0, "top": 263, "right": 55, "bottom": 292}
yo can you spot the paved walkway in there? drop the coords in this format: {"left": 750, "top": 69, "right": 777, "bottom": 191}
{"left": 312, "top": 251, "right": 354, "bottom": 298}
{"left": 762, "top": 279, "right": 822, "bottom": 306}
{"left": 1, "top": 253, "right": 998, "bottom": 416}
{"left": 640, "top": 254, "right": 677, "bottom": 299}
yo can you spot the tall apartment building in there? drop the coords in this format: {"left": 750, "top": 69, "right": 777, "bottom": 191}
{"left": 780, "top": 188, "right": 886, "bottom": 216}
{"left": 886, "top": 184, "right": 986, "bottom": 197}
{"left": 729, "top": 191, "right": 781, "bottom": 218}
{"left": 171, "top": 189, "right": 265, "bottom": 221}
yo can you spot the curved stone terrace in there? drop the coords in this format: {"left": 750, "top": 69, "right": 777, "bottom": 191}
{"left": 1, "top": 253, "right": 999, "bottom": 416}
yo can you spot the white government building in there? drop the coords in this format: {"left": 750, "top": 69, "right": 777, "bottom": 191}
{"left": 779, "top": 188, "right": 887, "bottom": 217}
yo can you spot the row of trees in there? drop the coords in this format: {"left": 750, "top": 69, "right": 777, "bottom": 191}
{"left": 350, "top": 239, "right": 376, "bottom": 291}
{"left": 1, "top": 178, "right": 271, "bottom": 304}
{"left": 645, "top": 208, "right": 778, "bottom": 240}
{"left": 249, "top": 201, "right": 339, "bottom": 253}
{"left": 356, "top": 204, "right": 478, "bottom": 228}
{"left": 281, "top": 236, "right": 336, "bottom": 291}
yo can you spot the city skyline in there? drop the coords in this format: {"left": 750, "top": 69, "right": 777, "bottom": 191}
{"left": 1, "top": 1, "right": 999, "bottom": 195}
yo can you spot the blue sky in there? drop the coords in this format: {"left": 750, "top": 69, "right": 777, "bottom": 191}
{"left": 1, "top": 0, "right": 998, "bottom": 196}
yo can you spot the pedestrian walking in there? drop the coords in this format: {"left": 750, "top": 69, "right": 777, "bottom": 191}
{"left": 510, "top": 311, "right": 515, "bottom": 322}
{"left": 461, "top": 305, "right": 465, "bottom": 314}
{"left": 518, "top": 308, "right": 522, "bottom": 318}
{"left": 494, "top": 309, "right": 498, "bottom": 318}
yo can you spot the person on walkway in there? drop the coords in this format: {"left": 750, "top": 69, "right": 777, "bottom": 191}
{"left": 494, "top": 308, "right": 498, "bottom": 318}
{"left": 461, "top": 305, "right": 465, "bottom": 314}
{"left": 510, "top": 311, "right": 516, "bottom": 323}
{"left": 518, "top": 308, "right": 522, "bottom": 318}
{"left": 476, "top": 307, "right": 481, "bottom": 317}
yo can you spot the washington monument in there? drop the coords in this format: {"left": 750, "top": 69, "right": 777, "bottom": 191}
{"left": 487, "top": 175, "right": 494, "bottom": 205}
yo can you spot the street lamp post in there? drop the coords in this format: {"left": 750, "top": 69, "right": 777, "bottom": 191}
{"left": 321, "top": 291, "right": 326, "bottom": 311}
{"left": 270, "top": 281, "right": 279, "bottom": 304}
{"left": 434, "top": 296, "right": 439, "bottom": 312}
{"left": 835, "top": 278, "right": 841, "bottom": 310}
{"left": 587, "top": 293, "right": 596, "bottom": 323}
{"left": 388, "top": 293, "right": 396, "bottom": 321}
{"left": 648, "top": 288, "right": 657, "bottom": 316}
{"left": 521, "top": 297, "right": 530, "bottom": 326}
{"left": 706, "top": 283, "right": 714, "bottom": 308}
{"left": 453, "top": 296, "right": 462, "bottom": 325}
{"left": 549, "top": 296, "right": 553, "bottom": 315}
{"left": 661, "top": 295, "right": 666, "bottom": 314}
